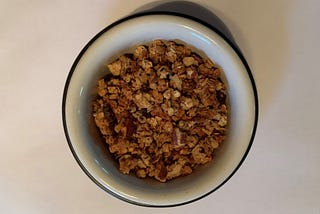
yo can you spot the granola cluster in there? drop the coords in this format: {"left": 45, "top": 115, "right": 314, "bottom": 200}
{"left": 93, "top": 40, "right": 228, "bottom": 182}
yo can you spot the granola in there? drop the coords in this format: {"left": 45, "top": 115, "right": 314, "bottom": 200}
{"left": 93, "top": 40, "right": 228, "bottom": 182}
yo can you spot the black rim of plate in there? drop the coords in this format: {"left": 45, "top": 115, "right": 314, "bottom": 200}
{"left": 62, "top": 11, "right": 259, "bottom": 207}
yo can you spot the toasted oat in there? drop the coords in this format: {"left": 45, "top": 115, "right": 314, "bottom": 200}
{"left": 93, "top": 40, "right": 228, "bottom": 182}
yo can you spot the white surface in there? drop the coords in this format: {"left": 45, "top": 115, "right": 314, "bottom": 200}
{"left": 0, "top": 0, "right": 319, "bottom": 213}
{"left": 64, "top": 14, "right": 256, "bottom": 206}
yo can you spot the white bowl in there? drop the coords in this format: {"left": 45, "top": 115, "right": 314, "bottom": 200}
{"left": 62, "top": 12, "right": 258, "bottom": 207}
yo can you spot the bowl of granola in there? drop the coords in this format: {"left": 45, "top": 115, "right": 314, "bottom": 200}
{"left": 62, "top": 12, "right": 258, "bottom": 207}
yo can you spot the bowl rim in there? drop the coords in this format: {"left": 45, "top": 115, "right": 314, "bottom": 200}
{"left": 62, "top": 11, "right": 259, "bottom": 207}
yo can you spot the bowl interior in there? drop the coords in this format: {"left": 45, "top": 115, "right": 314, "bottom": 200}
{"left": 63, "top": 14, "right": 256, "bottom": 206}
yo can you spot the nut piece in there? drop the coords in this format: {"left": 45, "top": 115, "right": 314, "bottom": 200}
{"left": 170, "top": 74, "right": 182, "bottom": 90}
{"left": 192, "top": 144, "right": 211, "bottom": 164}
{"left": 133, "top": 93, "right": 153, "bottom": 110}
{"left": 163, "top": 89, "right": 172, "bottom": 100}
{"left": 172, "top": 90, "right": 181, "bottom": 99}
{"left": 141, "top": 60, "right": 153, "bottom": 69}
{"left": 181, "top": 97, "right": 194, "bottom": 110}
{"left": 107, "top": 60, "right": 122, "bottom": 76}
{"left": 157, "top": 66, "right": 170, "bottom": 79}
{"left": 134, "top": 45, "right": 148, "bottom": 59}
{"left": 167, "top": 108, "right": 175, "bottom": 116}
{"left": 149, "top": 40, "right": 166, "bottom": 63}
{"left": 183, "top": 57, "right": 195, "bottom": 66}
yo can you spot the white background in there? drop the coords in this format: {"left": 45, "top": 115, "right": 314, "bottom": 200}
{"left": 1, "top": 0, "right": 319, "bottom": 213}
